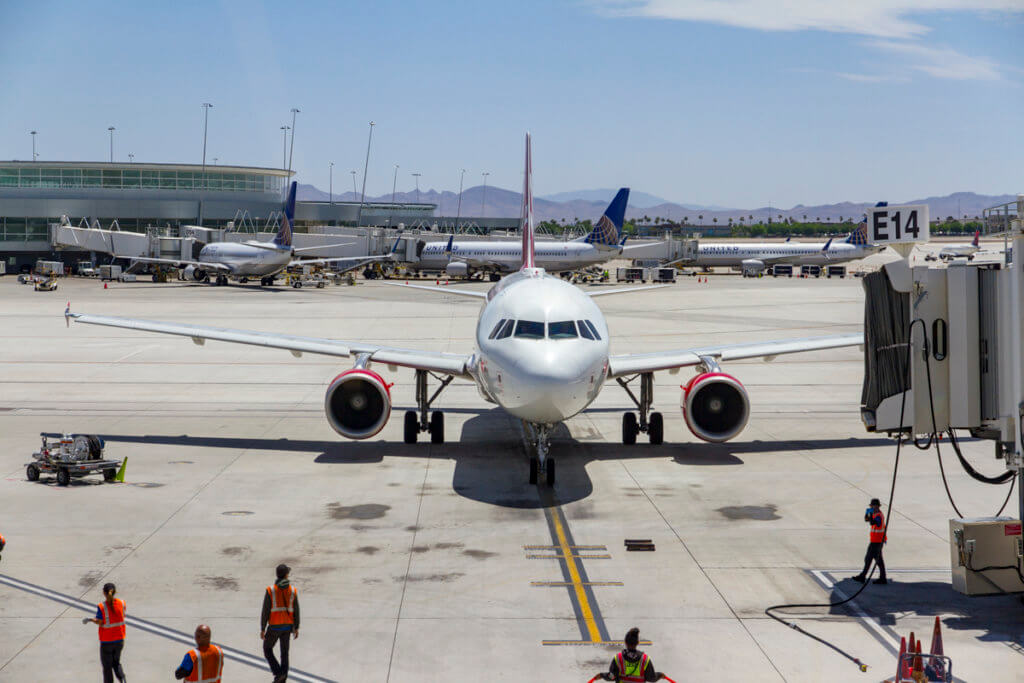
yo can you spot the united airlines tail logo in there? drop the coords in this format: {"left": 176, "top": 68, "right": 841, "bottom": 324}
{"left": 846, "top": 218, "right": 868, "bottom": 246}
{"left": 585, "top": 214, "right": 620, "bottom": 246}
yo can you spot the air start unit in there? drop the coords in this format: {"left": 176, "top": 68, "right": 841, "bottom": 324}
{"left": 860, "top": 196, "right": 1024, "bottom": 596}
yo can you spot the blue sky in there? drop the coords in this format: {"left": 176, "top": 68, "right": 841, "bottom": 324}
{"left": 0, "top": 0, "right": 1021, "bottom": 207}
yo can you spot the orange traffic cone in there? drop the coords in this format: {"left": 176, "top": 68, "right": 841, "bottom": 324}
{"left": 103, "top": 282, "right": 108, "bottom": 289}
{"left": 912, "top": 639, "right": 924, "bottom": 679}
{"left": 896, "top": 636, "right": 907, "bottom": 681}
{"left": 929, "top": 616, "right": 945, "bottom": 679}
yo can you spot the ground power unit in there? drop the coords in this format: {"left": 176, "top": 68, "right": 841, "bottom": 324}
{"left": 950, "top": 518, "right": 1024, "bottom": 595}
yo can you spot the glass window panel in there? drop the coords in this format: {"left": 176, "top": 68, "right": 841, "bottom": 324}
{"left": 577, "top": 320, "right": 595, "bottom": 340}
{"left": 496, "top": 319, "right": 515, "bottom": 339}
{"left": 122, "top": 170, "right": 140, "bottom": 188}
{"left": 19, "top": 168, "right": 40, "bottom": 187}
{"left": 141, "top": 170, "right": 158, "bottom": 188}
{"left": 159, "top": 171, "right": 175, "bottom": 189}
{"left": 61, "top": 168, "right": 82, "bottom": 187}
{"left": 82, "top": 169, "right": 101, "bottom": 187}
{"left": 176, "top": 172, "right": 193, "bottom": 190}
{"left": 102, "top": 170, "right": 121, "bottom": 188}
{"left": 514, "top": 320, "right": 545, "bottom": 339}
{"left": 40, "top": 172, "right": 61, "bottom": 188}
{"left": 488, "top": 319, "right": 507, "bottom": 339}
{"left": 0, "top": 169, "right": 17, "bottom": 187}
{"left": 584, "top": 320, "right": 601, "bottom": 340}
{"left": 548, "top": 321, "right": 578, "bottom": 339}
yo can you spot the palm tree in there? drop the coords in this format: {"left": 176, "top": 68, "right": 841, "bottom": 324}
{"left": 698, "top": 214, "right": 704, "bottom": 224}
{"left": 712, "top": 217, "right": 718, "bottom": 224}
{"left": 803, "top": 214, "right": 807, "bottom": 222}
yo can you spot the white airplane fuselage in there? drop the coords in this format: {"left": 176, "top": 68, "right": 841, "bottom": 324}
{"left": 470, "top": 268, "right": 609, "bottom": 424}
{"left": 695, "top": 242, "right": 882, "bottom": 267}
{"left": 418, "top": 240, "right": 619, "bottom": 273}
{"left": 198, "top": 242, "right": 292, "bottom": 277}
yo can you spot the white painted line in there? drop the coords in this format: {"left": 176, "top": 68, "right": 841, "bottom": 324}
{"left": 0, "top": 574, "right": 334, "bottom": 682}
{"left": 810, "top": 570, "right": 898, "bottom": 650}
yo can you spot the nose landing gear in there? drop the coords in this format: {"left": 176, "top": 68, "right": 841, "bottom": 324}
{"left": 525, "top": 423, "right": 555, "bottom": 485}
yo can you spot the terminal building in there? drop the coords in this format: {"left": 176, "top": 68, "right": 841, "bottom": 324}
{"left": 0, "top": 160, "right": 436, "bottom": 267}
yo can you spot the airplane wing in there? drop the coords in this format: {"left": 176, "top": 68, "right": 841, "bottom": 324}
{"left": 607, "top": 333, "right": 863, "bottom": 378}
{"left": 125, "top": 256, "right": 232, "bottom": 272}
{"left": 587, "top": 284, "right": 669, "bottom": 297}
{"left": 65, "top": 311, "right": 472, "bottom": 377}
{"left": 287, "top": 254, "right": 391, "bottom": 268}
{"left": 380, "top": 282, "right": 487, "bottom": 299}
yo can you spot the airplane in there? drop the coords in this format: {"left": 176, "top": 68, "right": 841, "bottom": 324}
{"left": 125, "top": 182, "right": 390, "bottom": 286}
{"left": 411, "top": 188, "right": 651, "bottom": 281}
{"left": 687, "top": 211, "right": 886, "bottom": 274}
{"left": 66, "top": 134, "right": 863, "bottom": 486}
{"left": 937, "top": 230, "right": 981, "bottom": 261}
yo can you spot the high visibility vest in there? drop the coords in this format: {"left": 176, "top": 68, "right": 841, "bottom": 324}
{"left": 0, "top": 533, "right": 5, "bottom": 548}
{"left": 267, "top": 584, "right": 296, "bottom": 626}
{"left": 185, "top": 644, "right": 224, "bottom": 683}
{"left": 869, "top": 512, "right": 887, "bottom": 543}
{"left": 615, "top": 651, "right": 651, "bottom": 683}
{"left": 97, "top": 598, "right": 126, "bottom": 642}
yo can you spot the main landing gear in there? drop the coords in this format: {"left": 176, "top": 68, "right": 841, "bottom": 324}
{"left": 616, "top": 372, "right": 663, "bottom": 445}
{"left": 214, "top": 274, "right": 229, "bottom": 286}
{"left": 403, "top": 369, "right": 454, "bottom": 445}
{"left": 525, "top": 423, "right": 555, "bottom": 486}
{"left": 260, "top": 276, "right": 274, "bottom": 287}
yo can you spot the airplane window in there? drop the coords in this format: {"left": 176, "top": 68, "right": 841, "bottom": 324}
{"left": 496, "top": 319, "right": 515, "bottom": 340}
{"left": 548, "top": 321, "right": 577, "bottom": 339}
{"left": 488, "top": 318, "right": 507, "bottom": 339}
{"left": 514, "top": 320, "right": 545, "bottom": 339}
{"left": 577, "top": 320, "right": 595, "bottom": 340}
{"left": 584, "top": 320, "right": 601, "bottom": 340}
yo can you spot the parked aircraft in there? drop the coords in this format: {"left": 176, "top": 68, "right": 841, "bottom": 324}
{"left": 68, "top": 134, "right": 862, "bottom": 485}
{"left": 938, "top": 230, "right": 981, "bottom": 261}
{"left": 127, "top": 182, "right": 388, "bottom": 286}
{"left": 412, "top": 188, "right": 649, "bottom": 280}
{"left": 689, "top": 213, "right": 885, "bottom": 273}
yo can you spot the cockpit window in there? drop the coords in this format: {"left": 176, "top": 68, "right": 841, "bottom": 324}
{"left": 577, "top": 320, "right": 595, "bottom": 340}
{"left": 514, "top": 320, "right": 545, "bottom": 339}
{"left": 496, "top": 319, "right": 515, "bottom": 339}
{"left": 583, "top": 320, "right": 601, "bottom": 340}
{"left": 488, "top": 319, "right": 507, "bottom": 339}
{"left": 548, "top": 321, "right": 577, "bottom": 339}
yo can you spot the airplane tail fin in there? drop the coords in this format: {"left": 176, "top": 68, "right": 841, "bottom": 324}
{"left": 273, "top": 182, "right": 296, "bottom": 248}
{"left": 580, "top": 188, "right": 629, "bottom": 248}
{"left": 443, "top": 234, "right": 454, "bottom": 257}
{"left": 972, "top": 229, "right": 980, "bottom": 248}
{"left": 821, "top": 237, "right": 833, "bottom": 253}
{"left": 520, "top": 133, "right": 535, "bottom": 270}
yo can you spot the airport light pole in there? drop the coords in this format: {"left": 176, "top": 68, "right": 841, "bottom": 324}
{"left": 128, "top": 153, "right": 134, "bottom": 163}
{"left": 213, "top": 157, "right": 218, "bottom": 166}
{"left": 357, "top": 121, "right": 375, "bottom": 226}
{"left": 329, "top": 162, "right": 334, "bottom": 205}
{"left": 107, "top": 127, "right": 115, "bottom": 162}
{"left": 30, "top": 131, "right": 37, "bottom": 161}
{"left": 287, "top": 107, "right": 300, "bottom": 173}
{"left": 455, "top": 168, "right": 466, "bottom": 231}
{"left": 201, "top": 102, "right": 212, "bottom": 172}
{"left": 280, "top": 126, "right": 290, "bottom": 169}
{"left": 411, "top": 173, "right": 421, "bottom": 204}
{"left": 481, "top": 171, "right": 489, "bottom": 218}
{"left": 351, "top": 170, "right": 357, "bottom": 202}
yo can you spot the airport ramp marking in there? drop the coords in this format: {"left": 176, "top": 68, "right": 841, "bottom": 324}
{"left": 0, "top": 573, "right": 335, "bottom": 683}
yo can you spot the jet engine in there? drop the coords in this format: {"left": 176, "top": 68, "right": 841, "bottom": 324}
{"left": 681, "top": 373, "right": 750, "bottom": 442}
{"left": 740, "top": 259, "right": 765, "bottom": 277}
{"left": 445, "top": 261, "right": 469, "bottom": 278}
{"left": 183, "top": 264, "right": 208, "bottom": 282}
{"left": 324, "top": 369, "right": 392, "bottom": 439}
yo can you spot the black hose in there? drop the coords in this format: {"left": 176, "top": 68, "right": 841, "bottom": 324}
{"left": 946, "top": 430, "right": 1015, "bottom": 485}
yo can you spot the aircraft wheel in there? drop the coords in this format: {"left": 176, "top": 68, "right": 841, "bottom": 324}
{"left": 622, "top": 413, "right": 638, "bottom": 445}
{"left": 240, "top": 277, "right": 249, "bottom": 283}
{"left": 404, "top": 411, "right": 418, "bottom": 444}
{"left": 489, "top": 272, "right": 500, "bottom": 282}
{"left": 545, "top": 458, "right": 556, "bottom": 486}
{"left": 529, "top": 458, "right": 539, "bottom": 485}
{"left": 56, "top": 467, "right": 70, "bottom": 487}
{"left": 430, "top": 411, "right": 444, "bottom": 444}
{"left": 26, "top": 464, "right": 40, "bottom": 481}
{"left": 649, "top": 412, "right": 664, "bottom": 445}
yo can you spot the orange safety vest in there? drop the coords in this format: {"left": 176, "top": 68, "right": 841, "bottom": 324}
{"left": 185, "top": 644, "right": 224, "bottom": 683}
{"left": 615, "top": 651, "right": 651, "bottom": 683}
{"left": 97, "top": 598, "right": 126, "bottom": 642}
{"left": 266, "top": 584, "right": 296, "bottom": 626}
{"left": 0, "top": 533, "right": 6, "bottom": 547}
{"left": 869, "top": 511, "right": 887, "bottom": 543}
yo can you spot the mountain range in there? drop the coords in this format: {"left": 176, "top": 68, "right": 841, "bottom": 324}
{"left": 297, "top": 184, "right": 1015, "bottom": 225}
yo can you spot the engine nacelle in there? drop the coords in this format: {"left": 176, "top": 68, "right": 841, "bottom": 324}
{"left": 681, "top": 372, "right": 750, "bottom": 442}
{"left": 183, "top": 264, "right": 207, "bottom": 282}
{"left": 445, "top": 261, "right": 468, "bottom": 278}
{"left": 740, "top": 259, "right": 765, "bottom": 277}
{"left": 324, "top": 369, "right": 392, "bottom": 439}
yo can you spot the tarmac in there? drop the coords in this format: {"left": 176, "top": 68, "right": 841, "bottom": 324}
{"left": 1, "top": 258, "right": 1022, "bottom": 681}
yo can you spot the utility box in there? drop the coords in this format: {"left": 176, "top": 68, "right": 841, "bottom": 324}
{"left": 99, "top": 265, "right": 122, "bottom": 281}
{"left": 616, "top": 267, "right": 645, "bottom": 283}
{"left": 649, "top": 267, "right": 676, "bottom": 283}
{"left": 950, "top": 517, "right": 1024, "bottom": 595}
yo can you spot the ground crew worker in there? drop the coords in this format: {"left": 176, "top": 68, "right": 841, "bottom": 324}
{"left": 0, "top": 532, "right": 6, "bottom": 562}
{"left": 175, "top": 624, "right": 224, "bottom": 682}
{"left": 853, "top": 498, "right": 888, "bottom": 584}
{"left": 599, "top": 627, "right": 665, "bottom": 681}
{"left": 261, "top": 563, "right": 300, "bottom": 683}
{"left": 86, "top": 582, "right": 127, "bottom": 683}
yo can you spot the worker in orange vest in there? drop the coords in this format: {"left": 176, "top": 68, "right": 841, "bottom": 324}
{"left": 852, "top": 498, "right": 888, "bottom": 584}
{"left": 175, "top": 624, "right": 224, "bottom": 682}
{"left": 261, "top": 563, "right": 300, "bottom": 683}
{"left": 0, "top": 532, "right": 6, "bottom": 562}
{"left": 85, "top": 582, "right": 127, "bottom": 683}
{"left": 598, "top": 628, "right": 666, "bottom": 681}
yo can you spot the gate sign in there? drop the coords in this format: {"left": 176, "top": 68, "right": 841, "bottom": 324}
{"left": 867, "top": 204, "right": 929, "bottom": 244}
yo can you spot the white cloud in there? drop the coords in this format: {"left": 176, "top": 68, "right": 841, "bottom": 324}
{"left": 867, "top": 40, "right": 1003, "bottom": 80}
{"left": 835, "top": 72, "right": 911, "bottom": 83}
{"left": 593, "top": 1, "right": 1024, "bottom": 39}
